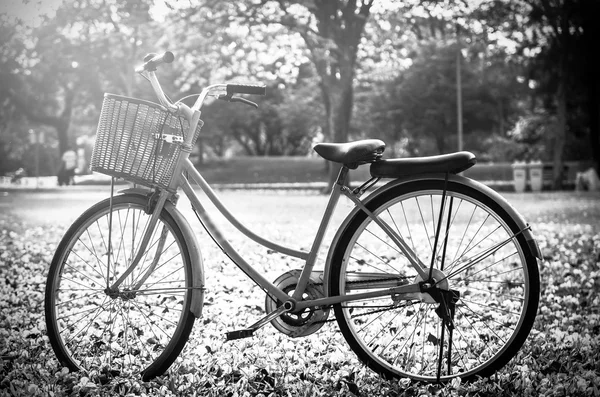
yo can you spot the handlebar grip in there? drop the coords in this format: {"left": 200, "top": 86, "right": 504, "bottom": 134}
{"left": 141, "top": 51, "right": 174, "bottom": 71}
{"left": 226, "top": 84, "right": 266, "bottom": 96}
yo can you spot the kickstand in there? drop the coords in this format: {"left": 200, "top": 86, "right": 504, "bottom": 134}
{"left": 435, "top": 290, "right": 458, "bottom": 382}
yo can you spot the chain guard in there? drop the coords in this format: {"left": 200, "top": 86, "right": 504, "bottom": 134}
{"left": 265, "top": 269, "right": 330, "bottom": 338}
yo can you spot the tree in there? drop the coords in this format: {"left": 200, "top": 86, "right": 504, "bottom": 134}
{"left": 367, "top": 40, "right": 519, "bottom": 158}
{"left": 353, "top": 1, "right": 528, "bottom": 159}
{"left": 476, "top": 0, "right": 599, "bottom": 187}
{"left": 0, "top": 23, "right": 29, "bottom": 174}
{"left": 163, "top": 0, "right": 373, "bottom": 187}
{"left": 201, "top": 79, "right": 320, "bottom": 157}
{"left": 528, "top": 0, "right": 578, "bottom": 188}
{"left": 579, "top": 0, "right": 600, "bottom": 173}
{"left": 242, "top": 0, "right": 375, "bottom": 189}
{"left": 1, "top": 0, "right": 158, "bottom": 161}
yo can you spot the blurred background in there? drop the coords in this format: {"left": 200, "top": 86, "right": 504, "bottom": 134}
{"left": 0, "top": 0, "right": 598, "bottom": 189}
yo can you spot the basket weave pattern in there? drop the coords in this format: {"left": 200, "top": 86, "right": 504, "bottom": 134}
{"left": 90, "top": 94, "right": 202, "bottom": 189}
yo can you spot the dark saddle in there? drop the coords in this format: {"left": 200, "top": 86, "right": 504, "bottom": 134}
{"left": 313, "top": 139, "right": 476, "bottom": 178}
{"left": 313, "top": 139, "right": 385, "bottom": 169}
{"left": 370, "top": 151, "right": 477, "bottom": 178}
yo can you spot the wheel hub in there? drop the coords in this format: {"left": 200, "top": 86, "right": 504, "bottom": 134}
{"left": 411, "top": 268, "right": 449, "bottom": 304}
{"left": 104, "top": 287, "right": 136, "bottom": 300}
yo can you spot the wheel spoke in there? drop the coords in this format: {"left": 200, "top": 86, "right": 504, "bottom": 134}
{"left": 400, "top": 201, "right": 418, "bottom": 255}
{"left": 415, "top": 197, "right": 433, "bottom": 252}
{"left": 444, "top": 232, "right": 523, "bottom": 283}
{"left": 331, "top": 183, "right": 537, "bottom": 382}
{"left": 46, "top": 197, "right": 194, "bottom": 380}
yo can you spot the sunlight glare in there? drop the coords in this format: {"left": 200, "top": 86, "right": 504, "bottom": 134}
{"left": 0, "top": 0, "right": 64, "bottom": 27}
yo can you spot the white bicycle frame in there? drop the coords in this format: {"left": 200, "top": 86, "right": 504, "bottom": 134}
{"left": 106, "top": 68, "right": 538, "bottom": 322}
{"left": 105, "top": 69, "right": 427, "bottom": 310}
{"left": 178, "top": 158, "right": 428, "bottom": 308}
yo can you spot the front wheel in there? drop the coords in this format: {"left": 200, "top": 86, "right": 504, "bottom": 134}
{"left": 329, "top": 179, "right": 539, "bottom": 382}
{"left": 45, "top": 194, "right": 195, "bottom": 381}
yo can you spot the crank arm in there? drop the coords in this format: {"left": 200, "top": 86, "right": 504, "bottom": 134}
{"left": 226, "top": 302, "right": 292, "bottom": 341}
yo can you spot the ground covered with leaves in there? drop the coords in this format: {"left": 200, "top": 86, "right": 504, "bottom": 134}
{"left": 1, "top": 191, "right": 599, "bottom": 396}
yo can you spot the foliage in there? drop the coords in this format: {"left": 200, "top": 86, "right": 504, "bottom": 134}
{"left": 227, "top": 0, "right": 376, "bottom": 187}
{"left": 201, "top": 80, "right": 320, "bottom": 157}
{"left": 1, "top": 192, "right": 600, "bottom": 396}
{"left": 477, "top": 0, "right": 600, "bottom": 181}
{"left": 362, "top": 39, "right": 521, "bottom": 157}
{"left": 1, "top": 0, "right": 599, "bottom": 178}
{"left": 0, "top": 0, "right": 162, "bottom": 171}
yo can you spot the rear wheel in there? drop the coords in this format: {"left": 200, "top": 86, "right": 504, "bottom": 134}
{"left": 45, "top": 194, "right": 195, "bottom": 381}
{"left": 329, "top": 179, "right": 539, "bottom": 382}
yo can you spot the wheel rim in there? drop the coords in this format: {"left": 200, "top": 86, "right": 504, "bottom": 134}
{"left": 336, "top": 189, "right": 532, "bottom": 381}
{"left": 47, "top": 201, "right": 191, "bottom": 378}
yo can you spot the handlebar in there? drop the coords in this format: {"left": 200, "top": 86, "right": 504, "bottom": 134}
{"left": 226, "top": 84, "right": 266, "bottom": 96}
{"left": 133, "top": 51, "right": 266, "bottom": 149}
{"left": 135, "top": 51, "right": 174, "bottom": 73}
{"left": 136, "top": 51, "right": 266, "bottom": 114}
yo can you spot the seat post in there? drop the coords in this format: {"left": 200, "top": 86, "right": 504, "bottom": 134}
{"left": 336, "top": 166, "right": 350, "bottom": 186}
{"left": 292, "top": 165, "right": 348, "bottom": 302}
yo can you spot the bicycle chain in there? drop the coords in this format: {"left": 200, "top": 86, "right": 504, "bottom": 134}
{"left": 313, "top": 301, "right": 416, "bottom": 325}
{"left": 300, "top": 275, "right": 413, "bottom": 325}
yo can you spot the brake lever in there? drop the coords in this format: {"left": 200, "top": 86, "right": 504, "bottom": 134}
{"left": 218, "top": 94, "right": 258, "bottom": 109}
{"left": 231, "top": 97, "right": 258, "bottom": 108}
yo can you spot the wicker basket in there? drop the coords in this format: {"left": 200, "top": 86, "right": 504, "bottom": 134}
{"left": 90, "top": 94, "right": 202, "bottom": 190}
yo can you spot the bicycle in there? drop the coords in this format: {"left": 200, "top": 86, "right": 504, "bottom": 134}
{"left": 44, "top": 52, "right": 540, "bottom": 384}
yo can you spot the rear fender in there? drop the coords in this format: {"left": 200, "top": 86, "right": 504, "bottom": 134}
{"left": 118, "top": 188, "right": 205, "bottom": 318}
{"left": 322, "top": 174, "right": 541, "bottom": 297}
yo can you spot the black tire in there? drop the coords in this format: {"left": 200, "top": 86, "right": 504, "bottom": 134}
{"left": 329, "top": 179, "right": 539, "bottom": 382}
{"left": 45, "top": 194, "right": 195, "bottom": 381}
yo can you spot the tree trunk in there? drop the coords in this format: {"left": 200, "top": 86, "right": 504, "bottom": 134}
{"left": 553, "top": 79, "right": 567, "bottom": 189}
{"left": 582, "top": 0, "right": 600, "bottom": 173}
{"left": 552, "top": 11, "right": 571, "bottom": 190}
{"left": 498, "top": 100, "right": 505, "bottom": 135}
{"left": 54, "top": 89, "right": 75, "bottom": 157}
{"left": 56, "top": 119, "right": 70, "bottom": 158}
{"left": 590, "top": 82, "right": 600, "bottom": 174}
{"left": 324, "top": 70, "right": 356, "bottom": 189}
{"left": 297, "top": 0, "right": 372, "bottom": 192}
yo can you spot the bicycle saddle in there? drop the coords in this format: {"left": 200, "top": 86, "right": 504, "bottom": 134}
{"left": 370, "top": 151, "right": 476, "bottom": 178}
{"left": 313, "top": 139, "right": 385, "bottom": 169}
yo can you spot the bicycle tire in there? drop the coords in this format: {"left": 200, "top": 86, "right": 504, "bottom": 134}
{"left": 329, "top": 179, "right": 539, "bottom": 382}
{"left": 45, "top": 194, "right": 195, "bottom": 381}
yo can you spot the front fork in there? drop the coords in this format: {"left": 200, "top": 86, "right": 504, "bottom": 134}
{"left": 105, "top": 188, "right": 172, "bottom": 294}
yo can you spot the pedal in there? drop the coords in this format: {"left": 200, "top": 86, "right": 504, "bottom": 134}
{"left": 225, "top": 329, "right": 254, "bottom": 341}
{"left": 225, "top": 302, "right": 292, "bottom": 341}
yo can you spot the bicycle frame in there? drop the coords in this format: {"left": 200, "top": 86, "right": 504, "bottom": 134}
{"left": 107, "top": 67, "right": 536, "bottom": 318}
{"left": 92, "top": 69, "right": 429, "bottom": 311}
{"left": 177, "top": 158, "right": 425, "bottom": 310}
{"left": 44, "top": 54, "right": 543, "bottom": 385}
{"left": 106, "top": 158, "right": 426, "bottom": 312}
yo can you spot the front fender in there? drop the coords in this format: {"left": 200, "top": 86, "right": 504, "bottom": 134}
{"left": 119, "top": 188, "right": 205, "bottom": 318}
{"left": 322, "top": 174, "right": 541, "bottom": 297}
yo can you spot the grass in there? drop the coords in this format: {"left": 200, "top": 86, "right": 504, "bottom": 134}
{"left": 0, "top": 190, "right": 599, "bottom": 396}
